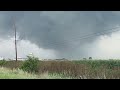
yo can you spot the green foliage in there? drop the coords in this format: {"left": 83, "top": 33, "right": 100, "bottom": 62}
{"left": 20, "top": 55, "right": 39, "bottom": 73}
{"left": 0, "top": 59, "right": 7, "bottom": 66}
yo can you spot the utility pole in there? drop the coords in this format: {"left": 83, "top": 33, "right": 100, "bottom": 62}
{"left": 13, "top": 18, "right": 17, "bottom": 62}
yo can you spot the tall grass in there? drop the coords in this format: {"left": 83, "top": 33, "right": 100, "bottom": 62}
{"left": 0, "top": 67, "right": 39, "bottom": 79}
{"left": 0, "top": 67, "right": 76, "bottom": 79}
{"left": 0, "top": 59, "right": 120, "bottom": 79}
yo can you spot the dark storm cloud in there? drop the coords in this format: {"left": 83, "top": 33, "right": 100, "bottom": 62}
{"left": 0, "top": 11, "right": 120, "bottom": 59}
{"left": 0, "top": 11, "right": 24, "bottom": 39}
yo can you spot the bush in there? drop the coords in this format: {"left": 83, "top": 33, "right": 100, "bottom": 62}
{"left": 0, "top": 59, "right": 7, "bottom": 66}
{"left": 20, "top": 55, "right": 39, "bottom": 73}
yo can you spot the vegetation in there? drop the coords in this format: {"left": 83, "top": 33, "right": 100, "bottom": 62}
{"left": 0, "top": 59, "right": 7, "bottom": 66}
{"left": 20, "top": 55, "right": 39, "bottom": 73}
{"left": 0, "top": 67, "right": 75, "bottom": 79}
{"left": 0, "top": 67, "right": 39, "bottom": 79}
{"left": 0, "top": 58, "right": 120, "bottom": 79}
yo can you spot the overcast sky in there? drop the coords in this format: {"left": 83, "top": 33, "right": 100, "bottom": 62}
{"left": 1, "top": 11, "right": 120, "bottom": 60}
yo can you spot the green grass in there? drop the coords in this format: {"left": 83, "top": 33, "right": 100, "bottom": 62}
{"left": 0, "top": 67, "right": 74, "bottom": 79}
{"left": 0, "top": 67, "right": 40, "bottom": 79}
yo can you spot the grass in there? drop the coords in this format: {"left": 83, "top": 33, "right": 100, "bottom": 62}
{"left": 0, "top": 67, "right": 75, "bottom": 79}
{"left": 0, "top": 67, "right": 40, "bottom": 79}
{"left": 0, "top": 59, "right": 120, "bottom": 79}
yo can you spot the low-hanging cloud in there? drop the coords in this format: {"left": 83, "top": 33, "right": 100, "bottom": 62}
{"left": 0, "top": 11, "right": 120, "bottom": 59}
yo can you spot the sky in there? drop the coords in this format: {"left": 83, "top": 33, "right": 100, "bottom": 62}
{"left": 1, "top": 11, "right": 120, "bottom": 60}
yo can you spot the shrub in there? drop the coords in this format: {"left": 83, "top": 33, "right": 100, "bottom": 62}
{"left": 0, "top": 59, "right": 7, "bottom": 66}
{"left": 20, "top": 55, "right": 39, "bottom": 73}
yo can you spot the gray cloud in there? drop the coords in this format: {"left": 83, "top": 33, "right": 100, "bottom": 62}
{"left": 0, "top": 11, "right": 120, "bottom": 59}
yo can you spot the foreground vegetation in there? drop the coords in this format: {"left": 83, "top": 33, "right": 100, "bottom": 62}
{"left": 0, "top": 67, "right": 39, "bottom": 79}
{"left": 0, "top": 67, "right": 76, "bottom": 79}
{"left": 0, "top": 57, "right": 120, "bottom": 79}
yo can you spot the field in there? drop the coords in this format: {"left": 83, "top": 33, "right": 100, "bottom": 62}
{"left": 0, "top": 59, "right": 120, "bottom": 79}
{"left": 0, "top": 67, "right": 75, "bottom": 79}
{"left": 0, "top": 67, "right": 39, "bottom": 79}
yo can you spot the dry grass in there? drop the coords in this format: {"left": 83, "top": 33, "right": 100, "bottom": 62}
{"left": 0, "top": 60, "right": 120, "bottom": 79}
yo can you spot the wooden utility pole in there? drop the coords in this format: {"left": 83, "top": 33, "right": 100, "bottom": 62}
{"left": 13, "top": 18, "right": 18, "bottom": 62}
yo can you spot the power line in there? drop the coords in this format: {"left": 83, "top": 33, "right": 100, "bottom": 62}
{"left": 40, "top": 26, "right": 120, "bottom": 47}
{"left": 73, "top": 26, "right": 120, "bottom": 41}
{"left": 15, "top": 25, "right": 120, "bottom": 49}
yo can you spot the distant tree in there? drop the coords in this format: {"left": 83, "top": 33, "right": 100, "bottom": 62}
{"left": 89, "top": 57, "right": 92, "bottom": 59}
